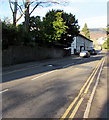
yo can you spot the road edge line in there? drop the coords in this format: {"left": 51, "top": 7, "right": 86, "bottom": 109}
{"left": 60, "top": 58, "right": 103, "bottom": 119}
{"left": 31, "top": 70, "right": 57, "bottom": 80}
{"left": 68, "top": 57, "right": 103, "bottom": 118}
{"left": 0, "top": 89, "right": 9, "bottom": 94}
{"left": 83, "top": 57, "right": 105, "bottom": 118}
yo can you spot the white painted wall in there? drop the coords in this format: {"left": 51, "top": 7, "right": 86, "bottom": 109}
{"left": 71, "top": 37, "right": 76, "bottom": 54}
{"left": 97, "top": 37, "right": 107, "bottom": 45}
{"left": 71, "top": 35, "right": 93, "bottom": 54}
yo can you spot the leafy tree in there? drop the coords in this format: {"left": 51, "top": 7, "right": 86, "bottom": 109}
{"left": 2, "top": 21, "right": 18, "bottom": 49}
{"left": 107, "top": 37, "right": 109, "bottom": 49}
{"left": 61, "top": 12, "right": 80, "bottom": 46}
{"left": 29, "top": 16, "right": 45, "bottom": 45}
{"left": 17, "top": 24, "right": 31, "bottom": 46}
{"left": 43, "top": 10, "right": 57, "bottom": 44}
{"left": 103, "top": 25, "right": 109, "bottom": 49}
{"left": 82, "top": 23, "right": 90, "bottom": 39}
{"left": 3, "top": 8, "right": 80, "bottom": 48}
{"left": 53, "top": 11, "right": 68, "bottom": 41}
{"left": 103, "top": 37, "right": 109, "bottom": 49}
{"left": 43, "top": 10, "right": 80, "bottom": 47}
{"left": 2, "top": 21, "right": 32, "bottom": 49}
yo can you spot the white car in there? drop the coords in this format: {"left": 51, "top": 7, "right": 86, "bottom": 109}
{"left": 79, "top": 51, "right": 90, "bottom": 58}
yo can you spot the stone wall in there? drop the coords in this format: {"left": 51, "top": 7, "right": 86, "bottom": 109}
{"left": 2, "top": 46, "right": 65, "bottom": 66}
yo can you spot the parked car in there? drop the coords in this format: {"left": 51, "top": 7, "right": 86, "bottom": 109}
{"left": 88, "top": 49, "right": 97, "bottom": 55}
{"left": 79, "top": 51, "right": 90, "bottom": 58}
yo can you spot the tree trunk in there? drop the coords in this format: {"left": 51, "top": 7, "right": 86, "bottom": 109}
{"left": 25, "top": 0, "right": 30, "bottom": 31}
{"left": 13, "top": 0, "right": 17, "bottom": 26}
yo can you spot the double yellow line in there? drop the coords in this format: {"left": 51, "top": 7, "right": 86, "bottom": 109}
{"left": 60, "top": 57, "right": 105, "bottom": 119}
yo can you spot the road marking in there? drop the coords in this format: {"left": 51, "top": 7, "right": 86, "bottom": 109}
{"left": 0, "top": 89, "right": 9, "bottom": 94}
{"left": 68, "top": 58, "right": 103, "bottom": 118}
{"left": 31, "top": 62, "right": 75, "bottom": 81}
{"left": 31, "top": 70, "right": 57, "bottom": 81}
{"left": 61, "top": 57, "right": 104, "bottom": 119}
{"left": 83, "top": 57, "right": 105, "bottom": 118}
{"left": 84, "top": 57, "right": 105, "bottom": 94}
{"left": 69, "top": 97, "right": 84, "bottom": 118}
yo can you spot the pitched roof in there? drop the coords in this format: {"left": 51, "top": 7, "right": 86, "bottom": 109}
{"left": 78, "top": 34, "right": 93, "bottom": 42}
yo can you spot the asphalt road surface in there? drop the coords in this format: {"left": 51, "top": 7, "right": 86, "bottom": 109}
{"left": 1, "top": 50, "right": 108, "bottom": 118}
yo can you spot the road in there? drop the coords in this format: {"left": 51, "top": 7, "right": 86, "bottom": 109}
{"left": 1, "top": 50, "right": 108, "bottom": 118}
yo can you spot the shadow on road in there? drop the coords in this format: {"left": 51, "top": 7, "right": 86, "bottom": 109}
{"left": 2, "top": 51, "right": 108, "bottom": 118}
{"left": 2, "top": 52, "right": 106, "bottom": 83}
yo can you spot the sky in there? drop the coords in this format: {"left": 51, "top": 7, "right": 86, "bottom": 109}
{"left": 108, "top": 1, "right": 109, "bottom": 25}
{"left": 0, "top": 0, "right": 108, "bottom": 29}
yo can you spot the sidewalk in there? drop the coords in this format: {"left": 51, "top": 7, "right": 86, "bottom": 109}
{"left": 2, "top": 50, "right": 104, "bottom": 73}
{"left": 3, "top": 54, "right": 78, "bottom": 73}
{"left": 88, "top": 51, "right": 108, "bottom": 118}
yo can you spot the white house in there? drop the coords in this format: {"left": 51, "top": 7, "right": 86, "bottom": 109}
{"left": 97, "top": 37, "right": 107, "bottom": 45}
{"left": 71, "top": 34, "right": 93, "bottom": 54}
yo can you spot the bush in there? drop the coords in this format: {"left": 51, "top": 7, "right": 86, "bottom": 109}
{"left": 2, "top": 22, "right": 18, "bottom": 49}
{"left": 2, "top": 22, "right": 33, "bottom": 49}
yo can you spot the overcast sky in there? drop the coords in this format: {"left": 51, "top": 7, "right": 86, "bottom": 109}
{"left": 0, "top": 0, "right": 108, "bottom": 29}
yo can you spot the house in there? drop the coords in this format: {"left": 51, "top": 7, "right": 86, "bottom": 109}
{"left": 97, "top": 37, "right": 107, "bottom": 45}
{"left": 87, "top": 28, "right": 106, "bottom": 49}
{"left": 71, "top": 34, "right": 93, "bottom": 54}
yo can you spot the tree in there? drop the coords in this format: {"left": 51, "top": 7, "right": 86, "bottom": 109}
{"left": 43, "top": 10, "right": 80, "bottom": 47}
{"left": 103, "top": 38, "right": 109, "bottom": 49}
{"left": 107, "top": 24, "right": 109, "bottom": 35}
{"left": 24, "top": 0, "right": 30, "bottom": 31}
{"left": 24, "top": 0, "right": 60, "bottom": 31}
{"left": 43, "top": 10, "right": 68, "bottom": 45}
{"left": 2, "top": 21, "right": 18, "bottom": 48}
{"left": 9, "top": 0, "right": 60, "bottom": 29}
{"left": 53, "top": 11, "right": 68, "bottom": 41}
{"left": 9, "top": 0, "right": 17, "bottom": 26}
{"left": 82, "top": 23, "right": 90, "bottom": 39}
{"left": 29, "top": 16, "right": 44, "bottom": 45}
{"left": 2, "top": 20, "right": 31, "bottom": 49}
{"left": 61, "top": 12, "right": 80, "bottom": 46}
{"left": 103, "top": 25, "right": 109, "bottom": 49}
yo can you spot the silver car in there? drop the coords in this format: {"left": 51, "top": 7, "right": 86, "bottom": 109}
{"left": 79, "top": 51, "right": 90, "bottom": 58}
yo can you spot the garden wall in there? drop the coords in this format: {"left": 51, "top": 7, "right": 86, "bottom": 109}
{"left": 2, "top": 46, "right": 65, "bottom": 66}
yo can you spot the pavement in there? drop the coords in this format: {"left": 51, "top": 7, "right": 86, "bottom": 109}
{"left": 3, "top": 54, "right": 78, "bottom": 73}
{"left": 88, "top": 50, "right": 108, "bottom": 118}
{"left": 2, "top": 50, "right": 102, "bottom": 74}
